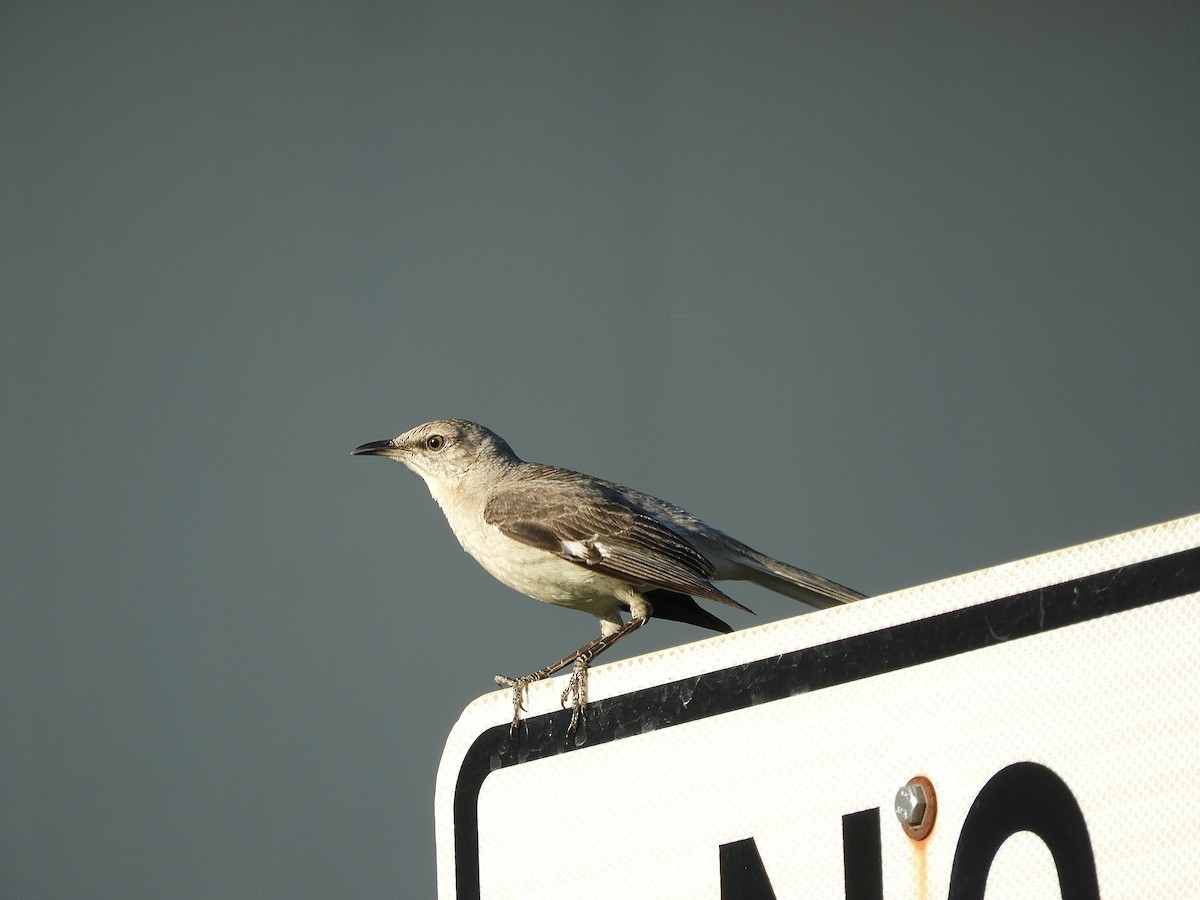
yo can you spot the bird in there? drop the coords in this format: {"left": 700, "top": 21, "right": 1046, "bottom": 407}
{"left": 353, "top": 418, "right": 864, "bottom": 731}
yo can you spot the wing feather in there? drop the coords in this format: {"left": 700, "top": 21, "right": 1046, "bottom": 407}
{"left": 483, "top": 469, "right": 749, "bottom": 612}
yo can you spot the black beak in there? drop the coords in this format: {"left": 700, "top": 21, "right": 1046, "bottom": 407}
{"left": 352, "top": 439, "right": 398, "bottom": 457}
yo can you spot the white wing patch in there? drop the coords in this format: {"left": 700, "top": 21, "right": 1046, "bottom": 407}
{"left": 561, "top": 538, "right": 608, "bottom": 565}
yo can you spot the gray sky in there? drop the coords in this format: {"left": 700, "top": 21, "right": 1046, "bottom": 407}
{"left": 3, "top": 3, "right": 1198, "bottom": 898}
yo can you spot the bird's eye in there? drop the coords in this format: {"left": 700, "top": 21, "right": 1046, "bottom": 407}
{"left": 425, "top": 434, "right": 445, "bottom": 452}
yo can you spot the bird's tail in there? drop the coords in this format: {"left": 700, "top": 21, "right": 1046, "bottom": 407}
{"left": 717, "top": 540, "right": 866, "bottom": 609}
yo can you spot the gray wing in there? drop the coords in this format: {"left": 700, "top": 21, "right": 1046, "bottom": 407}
{"left": 483, "top": 470, "right": 750, "bottom": 612}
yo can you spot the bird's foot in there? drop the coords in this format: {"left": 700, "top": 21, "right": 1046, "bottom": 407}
{"left": 495, "top": 653, "right": 590, "bottom": 734}
{"left": 560, "top": 656, "right": 589, "bottom": 732}
{"left": 493, "top": 674, "right": 533, "bottom": 733}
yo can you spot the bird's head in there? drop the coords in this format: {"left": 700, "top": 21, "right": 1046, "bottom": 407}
{"left": 352, "top": 418, "right": 518, "bottom": 486}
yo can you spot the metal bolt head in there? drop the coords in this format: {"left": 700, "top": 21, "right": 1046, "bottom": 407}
{"left": 894, "top": 783, "right": 928, "bottom": 826}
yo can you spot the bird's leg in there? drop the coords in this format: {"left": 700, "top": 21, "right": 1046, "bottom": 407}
{"left": 559, "top": 616, "right": 646, "bottom": 730}
{"left": 495, "top": 616, "right": 647, "bottom": 732}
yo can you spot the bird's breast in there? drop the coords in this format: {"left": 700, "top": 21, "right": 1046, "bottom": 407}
{"left": 445, "top": 512, "right": 627, "bottom": 610}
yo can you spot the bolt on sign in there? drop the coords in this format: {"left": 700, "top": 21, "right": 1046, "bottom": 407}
{"left": 434, "top": 514, "right": 1200, "bottom": 899}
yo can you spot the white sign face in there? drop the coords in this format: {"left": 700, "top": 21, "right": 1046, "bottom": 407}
{"left": 435, "top": 515, "right": 1200, "bottom": 900}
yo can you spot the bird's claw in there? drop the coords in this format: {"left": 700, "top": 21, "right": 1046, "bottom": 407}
{"left": 494, "top": 658, "right": 589, "bottom": 734}
{"left": 561, "top": 657, "right": 589, "bottom": 732}
{"left": 494, "top": 674, "right": 533, "bottom": 733}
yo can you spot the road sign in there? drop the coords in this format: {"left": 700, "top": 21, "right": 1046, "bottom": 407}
{"left": 435, "top": 514, "right": 1200, "bottom": 899}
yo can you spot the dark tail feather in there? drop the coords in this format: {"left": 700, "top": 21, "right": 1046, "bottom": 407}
{"left": 643, "top": 588, "right": 739, "bottom": 634}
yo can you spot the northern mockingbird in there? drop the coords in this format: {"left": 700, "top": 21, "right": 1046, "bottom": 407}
{"left": 354, "top": 418, "right": 864, "bottom": 730}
